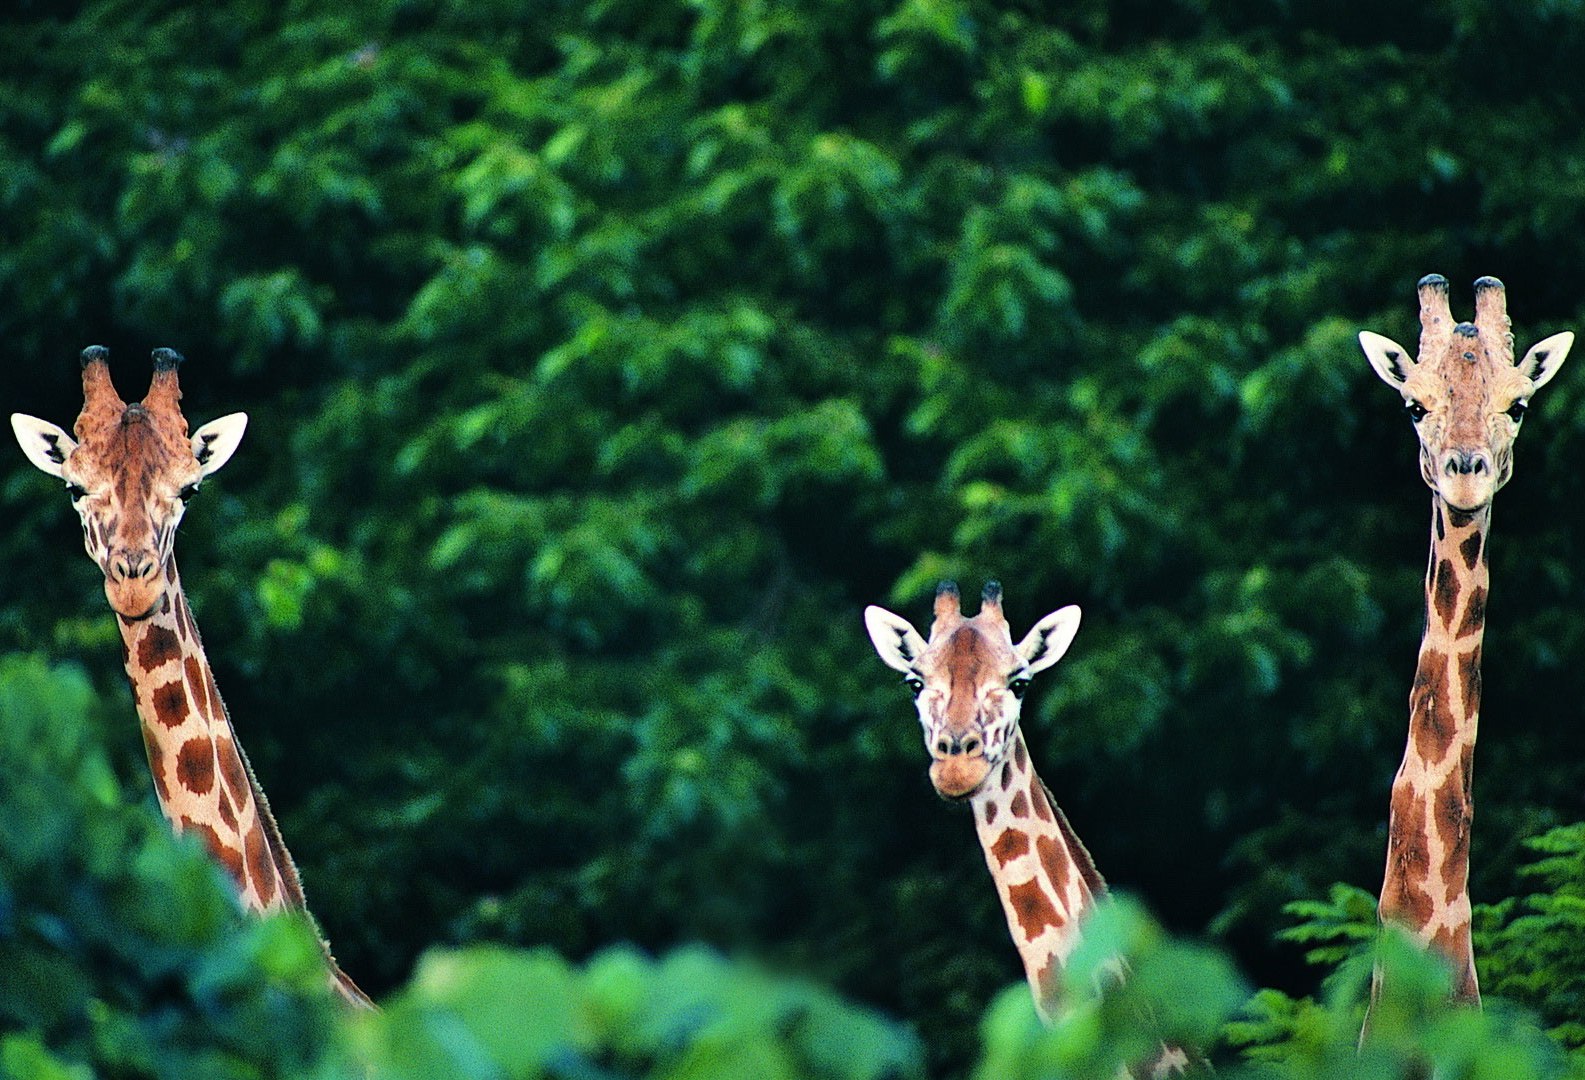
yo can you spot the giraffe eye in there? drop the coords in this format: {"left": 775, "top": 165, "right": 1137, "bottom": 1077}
{"left": 1405, "top": 400, "right": 1428, "bottom": 423}
{"left": 904, "top": 676, "right": 924, "bottom": 698}
{"left": 178, "top": 483, "right": 200, "bottom": 504}
{"left": 65, "top": 483, "right": 87, "bottom": 502}
{"left": 1008, "top": 677, "right": 1031, "bottom": 699}
{"left": 1507, "top": 401, "right": 1528, "bottom": 422}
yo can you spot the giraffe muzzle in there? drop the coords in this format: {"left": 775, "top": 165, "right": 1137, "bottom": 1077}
{"left": 929, "top": 749, "right": 992, "bottom": 800}
{"left": 103, "top": 549, "right": 164, "bottom": 619}
{"left": 1443, "top": 449, "right": 1489, "bottom": 478}
{"left": 1435, "top": 450, "right": 1496, "bottom": 510}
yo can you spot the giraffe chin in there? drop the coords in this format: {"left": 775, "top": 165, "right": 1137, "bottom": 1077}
{"left": 930, "top": 756, "right": 992, "bottom": 801}
{"left": 1434, "top": 478, "right": 1495, "bottom": 514}
{"left": 104, "top": 580, "right": 163, "bottom": 621}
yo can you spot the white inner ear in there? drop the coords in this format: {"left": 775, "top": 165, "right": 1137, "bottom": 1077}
{"left": 1518, "top": 331, "right": 1574, "bottom": 392}
{"left": 1359, "top": 331, "right": 1415, "bottom": 390}
{"left": 864, "top": 606, "right": 928, "bottom": 674}
{"left": 11, "top": 414, "right": 76, "bottom": 478}
{"left": 191, "top": 412, "right": 248, "bottom": 477}
{"left": 1016, "top": 605, "right": 1082, "bottom": 676}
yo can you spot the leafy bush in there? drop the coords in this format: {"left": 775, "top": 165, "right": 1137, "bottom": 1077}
{"left": 349, "top": 945, "right": 923, "bottom": 1080}
{"left": 1479, "top": 824, "right": 1585, "bottom": 1051}
{"left": 0, "top": 653, "right": 341, "bottom": 1078}
{"left": 0, "top": 650, "right": 924, "bottom": 1079}
{"left": 6, "top": 646, "right": 1585, "bottom": 1078}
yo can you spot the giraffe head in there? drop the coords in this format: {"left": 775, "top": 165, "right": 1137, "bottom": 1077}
{"left": 11, "top": 347, "right": 247, "bottom": 620}
{"left": 865, "top": 581, "right": 1081, "bottom": 800}
{"left": 1360, "top": 275, "right": 1573, "bottom": 511}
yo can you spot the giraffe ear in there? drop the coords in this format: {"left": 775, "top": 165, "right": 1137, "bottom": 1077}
{"left": 1359, "top": 331, "right": 1415, "bottom": 389}
{"left": 191, "top": 412, "right": 248, "bottom": 477}
{"left": 10, "top": 414, "right": 76, "bottom": 478}
{"left": 1016, "top": 605, "right": 1081, "bottom": 676}
{"left": 1517, "top": 331, "right": 1574, "bottom": 391}
{"left": 864, "top": 605, "right": 928, "bottom": 674}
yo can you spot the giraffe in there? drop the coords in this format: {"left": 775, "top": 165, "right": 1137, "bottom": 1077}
{"left": 1359, "top": 274, "right": 1572, "bottom": 1006}
{"left": 865, "top": 581, "right": 1187, "bottom": 1074}
{"left": 11, "top": 346, "right": 373, "bottom": 1009}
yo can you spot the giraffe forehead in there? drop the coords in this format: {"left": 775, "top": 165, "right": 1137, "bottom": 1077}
{"left": 72, "top": 407, "right": 196, "bottom": 483}
{"left": 924, "top": 623, "right": 1014, "bottom": 682}
{"left": 1410, "top": 333, "right": 1527, "bottom": 405}
{"left": 69, "top": 410, "right": 200, "bottom": 535}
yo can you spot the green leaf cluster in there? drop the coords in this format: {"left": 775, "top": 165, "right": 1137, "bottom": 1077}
{"left": 3, "top": 647, "right": 1585, "bottom": 1077}
{"left": 350, "top": 945, "right": 922, "bottom": 1080}
{"left": 0, "top": 654, "right": 341, "bottom": 1078}
{"left": 1479, "top": 824, "right": 1585, "bottom": 1050}
{"left": 8, "top": 1, "right": 1585, "bottom": 1075}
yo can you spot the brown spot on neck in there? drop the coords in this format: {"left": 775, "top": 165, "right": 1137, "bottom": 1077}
{"left": 1029, "top": 779, "right": 1055, "bottom": 824}
{"left": 1434, "top": 781, "right": 1471, "bottom": 904}
{"left": 1459, "top": 530, "right": 1483, "bottom": 570}
{"left": 216, "top": 737, "right": 251, "bottom": 811}
{"left": 1455, "top": 587, "right": 1486, "bottom": 641}
{"left": 149, "top": 679, "right": 189, "bottom": 729}
{"left": 1410, "top": 648, "right": 1455, "bottom": 763}
{"left": 1035, "top": 833, "right": 1074, "bottom": 900}
{"left": 1006, "top": 878, "right": 1065, "bottom": 939}
{"left": 216, "top": 788, "right": 237, "bottom": 831}
{"left": 1428, "top": 923, "right": 1480, "bottom": 1003}
{"left": 1459, "top": 646, "right": 1482, "bottom": 719}
{"left": 1381, "top": 783, "right": 1434, "bottom": 928}
{"left": 1431, "top": 558, "right": 1459, "bottom": 628}
{"left": 137, "top": 622, "right": 183, "bottom": 672}
{"left": 202, "top": 663, "right": 225, "bottom": 724}
{"left": 140, "top": 727, "right": 171, "bottom": 803}
{"left": 175, "top": 737, "right": 216, "bottom": 795}
{"left": 185, "top": 655, "right": 211, "bottom": 719}
{"left": 181, "top": 816, "right": 244, "bottom": 881}
{"left": 245, "top": 826, "right": 278, "bottom": 908}
{"left": 990, "top": 828, "right": 1031, "bottom": 866}
{"left": 1033, "top": 958, "right": 1060, "bottom": 1008}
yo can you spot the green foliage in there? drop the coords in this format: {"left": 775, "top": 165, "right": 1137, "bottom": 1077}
{"left": 0, "top": 653, "right": 342, "bottom": 1078}
{"left": 1228, "top": 931, "right": 1579, "bottom": 1080}
{"left": 4, "top": 649, "right": 1585, "bottom": 1077}
{"left": 1278, "top": 882, "right": 1379, "bottom": 971}
{"left": 1478, "top": 824, "right": 1585, "bottom": 1050}
{"left": 0, "top": 649, "right": 926, "bottom": 1080}
{"left": 7, "top": 0, "right": 1585, "bottom": 1075}
{"left": 349, "top": 945, "right": 924, "bottom": 1080}
{"left": 976, "top": 897, "right": 1246, "bottom": 1079}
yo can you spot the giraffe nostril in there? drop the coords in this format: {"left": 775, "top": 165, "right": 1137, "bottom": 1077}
{"left": 935, "top": 739, "right": 952, "bottom": 756}
{"left": 962, "top": 737, "right": 981, "bottom": 755}
{"left": 110, "top": 553, "right": 158, "bottom": 582}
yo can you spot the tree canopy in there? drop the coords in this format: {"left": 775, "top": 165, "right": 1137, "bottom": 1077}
{"left": 6, "top": 0, "right": 1585, "bottom": 1075}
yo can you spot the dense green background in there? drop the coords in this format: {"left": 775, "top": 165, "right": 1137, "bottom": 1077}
{"left": 6, "top": 0, "right": 1585, "bottom": 1075}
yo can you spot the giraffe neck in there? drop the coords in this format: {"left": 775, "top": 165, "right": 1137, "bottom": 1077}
{"left": 969, "top": 732, "right": 1106, "bottom": 1020}
{"left": 116, "top": 558, "right": 373, "bottom": 1008}
{"left": 1378, "top": 497, "right": 1489, "bottom": 1003}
